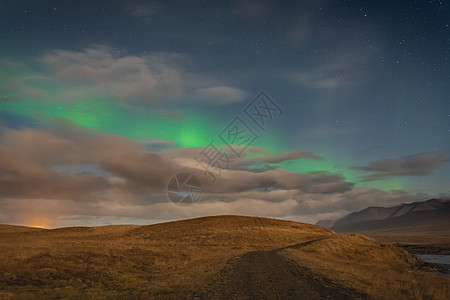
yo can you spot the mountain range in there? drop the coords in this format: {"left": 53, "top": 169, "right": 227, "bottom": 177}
{"left": 316, "top": 198, "right": 450, "bottom": 233}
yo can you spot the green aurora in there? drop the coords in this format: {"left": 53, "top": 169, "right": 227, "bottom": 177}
{"left": 0, "top": 96, "right": 406, "bottom": 192}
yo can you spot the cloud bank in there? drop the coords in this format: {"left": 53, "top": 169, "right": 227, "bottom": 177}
{"left": 2, "top": 45, "right": 248, "bottom": 107}
{"left": 0, "top": 122, "right": 432, "bottom": 228}
{"left": 355, "top": 152, "right": 448, "bottom": 181}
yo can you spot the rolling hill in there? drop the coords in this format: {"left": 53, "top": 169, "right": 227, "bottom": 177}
{"left": 0, "top": 215, "right": 448, "bottom": 299}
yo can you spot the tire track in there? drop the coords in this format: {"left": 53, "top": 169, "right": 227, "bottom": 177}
{"left": 192, "top": 245, "right": 370, "bottom": 300}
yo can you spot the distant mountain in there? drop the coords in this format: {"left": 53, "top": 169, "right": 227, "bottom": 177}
{"left": 315, "top": 219, "right": 336, "bottom": 228}
{"left": 317, "top": 198, "right": 450, "bottom": 233}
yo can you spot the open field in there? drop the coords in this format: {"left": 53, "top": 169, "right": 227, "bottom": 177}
{"left": 361, "top": 229, "right": 450, "bottom": 255}
{"left": 0, "top": 216, "right": 449, "bottom": 299}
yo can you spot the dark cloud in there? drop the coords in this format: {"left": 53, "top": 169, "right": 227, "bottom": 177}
{"left": 196, "top": 169, "right": 353, "bottom": 195}
{"left": 237, "top": 150, "right": 323, "bottom": 167}
{"left": 354, "top": 152, "right": 449, "bottom": 181}
{"left": 0, "top": 125, "right": 329, "bottom": 205}
{"left": 301, "top": 171, "right": 354, "bottom": 194}
{"left": 140, "top": 139, "right": 178, "bottom": 151}
{"left": 159, "top": 146, "right": 323, "bottom": 169}
{"left": 0, "top": 126, "right": 180, "bottom": 202}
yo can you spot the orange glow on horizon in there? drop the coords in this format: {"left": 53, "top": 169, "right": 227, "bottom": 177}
{"left": 27, "top": 217, "right": 52, "bottom": 229}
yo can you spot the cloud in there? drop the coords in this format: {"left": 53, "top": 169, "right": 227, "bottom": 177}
{"left": 0, "top": 123, "right": 432, "bottom": 228}
{"left": 236, "top": 150, "right": 323, "bottom": 168}
{"left": 0, "top": 184, "right": 426, "bottom": 228}
{"left": 166, "top": 149, "right": 351, "bottom": 197}
{"left": 0, "top": 123, "right": 328, "bottom": 202}
{"left": 139, "top": 138, "right": 178, "bottom": 151}
{"left": 22, "top": 45, "right": 247, "bottom": 106}
{"left": 198, "top": 168, "right": 354, "bottom": 195}
{"left": 354, "top": 152, "right": 449, "bottom": 181}
{"left": 194, "top": 86, "right": 247, "bottom": 104}
{"left": 39, "top": 45, "right": 186, "bottom": 102}
{"left": 0, "top": 125, "right": 181, "bottom": 202}
{"left": 0, "top": 128, "right": 90, "bottom": 195}
{"left": 127, "top": 2, "right": 159, "bottom": 18}
{"left": 158, "top": 145, "right": 323, "bottom": 172}
{"left": 198, "top": 186, "right": 426, "bottom": 224}
{"left": 0, "top": 61, "right": 52, "bottom": 102}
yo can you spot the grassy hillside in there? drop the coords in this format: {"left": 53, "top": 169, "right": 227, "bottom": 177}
{"left": 0, "top": 216, "right": 332, "bottom": 299}
{"left": 0, "top": 216, "right": 448, "bottom": 299}
{"left": 280, "top": 234, "right": 449, "bottom": 299}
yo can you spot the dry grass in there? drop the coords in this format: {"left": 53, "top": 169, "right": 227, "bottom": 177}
{"left": 0, "top": 216, "right": 448, "bottom": 299}
{"left": 281, "top": 233, "right": 450, "bottom": 300}
{"left": 362, "top": 229, "right": 450, "bottom": 255}
{"left": 0, "top": 216, "right": 333, "bottom": 299}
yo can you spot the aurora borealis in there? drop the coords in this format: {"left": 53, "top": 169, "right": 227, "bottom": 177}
{"left": 0, "top": 0, "right": 449, "bottom": 228}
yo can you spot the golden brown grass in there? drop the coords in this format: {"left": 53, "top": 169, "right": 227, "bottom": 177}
{"left": 280, "top": 233, "right": 450, "bottom": 300}
{"left": 0, "top": 216, "right": 333, "bottom": 299}
{"left": 362, "top": 229, "right": 450, "bottom": 254}
{"left": 0, "top": 216, "right": 448, "bottom": 299}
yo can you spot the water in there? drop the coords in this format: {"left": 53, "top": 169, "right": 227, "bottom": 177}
{"left": 418, "top": 255, "right": 450, "bottom": 277}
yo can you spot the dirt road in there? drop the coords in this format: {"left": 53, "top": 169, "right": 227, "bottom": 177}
{"left": 191, "top": 247, "right": 369, "bottom": 300}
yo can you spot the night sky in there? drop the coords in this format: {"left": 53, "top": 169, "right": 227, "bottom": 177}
{"left": 0, "top": 0, "right": 449, "bottom": 228}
